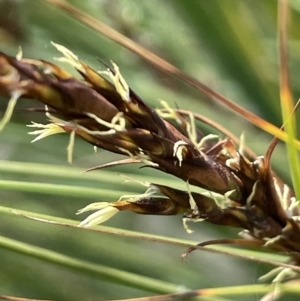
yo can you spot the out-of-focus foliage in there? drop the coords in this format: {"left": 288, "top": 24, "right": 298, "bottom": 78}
{"left": 1, "top": 0, "right": 300, "bottom": 300}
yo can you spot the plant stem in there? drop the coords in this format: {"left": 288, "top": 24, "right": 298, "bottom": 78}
{"left": 0, "top": 180, "right": 131, "bottom": 199}
{"left": 0, "top": 235, "right": 179, "bottom": 294}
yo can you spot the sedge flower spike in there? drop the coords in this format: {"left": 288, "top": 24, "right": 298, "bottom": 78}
{"left": 1, "top": 43, "right": 300, "bottom": 289}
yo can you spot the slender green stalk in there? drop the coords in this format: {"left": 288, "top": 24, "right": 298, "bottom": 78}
{"left": 0, "top": 160, "right": 140, "bottom": 183}
{"left": 199, "top": 283, "right": 300, "bottom": 297}
{"left": 0, "top": 160, "right": 183, "bottom": 190}
{"left": 114, "top": 283, "right": 300, "bottom": 300}
{"left": 278, "top": 0, "right": 300, "bottom": 201}
{"left": 0, "top": 180, "right": 131, "bottom": 199}
{"left": 0, "top": 235, "right": 179, "bottom": 294}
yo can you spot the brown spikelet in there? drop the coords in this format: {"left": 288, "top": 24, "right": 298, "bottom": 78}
{"left": 1, "top": 45, "right": 300, "bottom": 260}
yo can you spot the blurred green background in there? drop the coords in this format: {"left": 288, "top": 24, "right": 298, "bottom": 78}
{"left": 1, "top": 0, "right": 300, "bottom": 300}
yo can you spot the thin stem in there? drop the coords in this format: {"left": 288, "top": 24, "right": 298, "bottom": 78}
{"left": 278, "top": 0, "right": 300, "bottom": 202}
{"left": 0, "top": 180, "right": 131, "bottom": 199}
{"left": 0, "top": 160, "right": 185, "bottom": 191}
{"left": 0, "top": 235, "right": 178, "bottom": 294}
